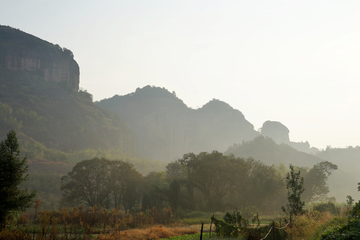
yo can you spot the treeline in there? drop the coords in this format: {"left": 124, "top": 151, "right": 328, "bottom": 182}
{"left": 60, "top": 151, "right": 337, "bottom": 215}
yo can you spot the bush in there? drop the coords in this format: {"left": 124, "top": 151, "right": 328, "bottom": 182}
{"left": 319, "top": 200, "right": 360, "bottom": 240}
{"left": 313, "top": 202, "right": 340, "bottom": 215}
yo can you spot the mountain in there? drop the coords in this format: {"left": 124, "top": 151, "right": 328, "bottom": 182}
{"left": 260, "top": 120, "right": 319, "bottom": 154}
{"left": 97, "top": 86, "right": 259, "bottom": 161}
{"left": 225, "top": 136, "right": 322, "bottom": 167}
{"left": 0, "top": 25, "right": 136, "bottom": 154}
{"left": 0, "top": 25, "right": 79, "bottom": 91}
{"left": 225, "top": 136, "right": 360, "bottom": 202}
{"left": 315, "top": 146, "right": 360, "bottom": 201}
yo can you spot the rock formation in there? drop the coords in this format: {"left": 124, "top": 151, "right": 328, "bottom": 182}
{"left": 0, "top": 25, "right": 79, "bottom": 91}
{"left": 261, "top": 120, "right": 290, "bottom": 144}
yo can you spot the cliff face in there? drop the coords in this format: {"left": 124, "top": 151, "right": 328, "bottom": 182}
{"left": 97, "top": 86, "right": 259, "bottom": 161}
{"left": 0, "top": 26, "right": 79, "bottom": 91}
{"left": 261, "top": 120, "right": 290, "bottom": 144}
{"left": 0, "top": 26, "right": 137, "bottom": 154}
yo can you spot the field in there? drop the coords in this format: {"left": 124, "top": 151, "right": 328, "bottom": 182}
{"left": 0, "top": 201, "right": 355, "bottom": 240}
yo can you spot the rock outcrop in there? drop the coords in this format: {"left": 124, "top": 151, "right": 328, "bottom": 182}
{"left": 0, "top": 25, "right": 79, "bottom": 91}
{"left": 0, "top": 25, "right": 136, "bottom": 154}
{"left": 261, "top": 120, "right": 290, "bottom": 144}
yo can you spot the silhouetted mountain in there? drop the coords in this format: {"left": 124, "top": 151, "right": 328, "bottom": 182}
{"left": 260, "top": 120, "right": 318, "bottom": 154}
{"left": 0, "top": 25, "right": 136, "bottom": 153}
{"left": 225, "top": 136, "right": 360, "bottom": 202}
{"left": 225, "top": 136, "right": 322, "bottom": 167}
{"left": 261, "top": 121, "right": 290, "bottom": 144}
{"left": 97, "top": 86, "right": 259, "bottom": 161}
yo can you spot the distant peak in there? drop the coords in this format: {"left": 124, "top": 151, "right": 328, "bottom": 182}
{"left": 201, "top": 98, "right": 233, "bottom": 110}
{"left": 133, "top": 85, "right": 179, "bottom": 99}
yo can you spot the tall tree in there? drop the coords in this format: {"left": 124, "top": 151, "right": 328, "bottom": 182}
{"left": 61, "top": 158, "right": 143, "bottom": 210}
{"left": 302, "top": 161, "right": 337, "bottom": 202}
{"left": 0, "top": 130, "right": 36, "bottom": 228}
{"left": 61, "top": 158, "right": 112, "bottom": 207}
{"left": 180, "top": 151, "right": 247, "bottom": 211}
{"left": 282, "top": 165, "right": 305, "bottom": 222}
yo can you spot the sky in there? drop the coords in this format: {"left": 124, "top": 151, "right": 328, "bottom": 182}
{"left": 1, "top": 0, "right": 360, "bottom": 150}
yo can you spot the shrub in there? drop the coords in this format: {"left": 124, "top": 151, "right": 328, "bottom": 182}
{"left": 313, "top": 202, "right": 340, "bottom": 215}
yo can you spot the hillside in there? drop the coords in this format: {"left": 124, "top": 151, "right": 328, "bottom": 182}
{"left": 225, "top": 136, "right": 322, "bottom": 167}
{"left": 97, "top": 86, "right": 259, "bottom": 161}
{"left": 0, "top": 26, "right": 137, "bottom": 154}
{"left": 315, "top": 146, "right": 360, "bottom": 201}
{"left": 225, "top": 136, "right": 359, "bottom": 202}
{"left": 0, "top": 25, "right": 79, "bottom": 90}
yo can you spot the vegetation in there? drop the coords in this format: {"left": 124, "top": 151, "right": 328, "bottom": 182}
{"left": 0, "top": 130, "right": 36, "bottom": 229}
{"left": 61, "top": 158, "right": 143, "bottom": 211}
{"left": 315, "top": 201, "right": 360, "bottom": 240}
{"left": 0, "top": 71, "right": 136, "bottom": 154}
{"left": 282, "top": 165, "right": 305, "bottom": 223}
{"left": 97, "top": 85, "right": 258, "bottom": 162}
{"left": 226, "top": 136, "right": 323, "bottom": 167}
{"left": 0, "top": 201, "right": 177, "bottom": 240}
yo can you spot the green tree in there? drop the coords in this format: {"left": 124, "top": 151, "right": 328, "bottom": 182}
{"left": 61, "top": 158, "right": 143, "bottom": 210}
{"left": 61, "top": 158, "right": 112, "bottom": 207}
{"left": 302, "top": 161, "right": 337, "bottom": 202}
{"left": 282, "top": 165, "right": 305, "bottom": 222}
{"left": 180, "top": 151, "right": 246, "bottom": 211}
{"left": 0, "top": 130, "right": 36, "bottom": 228}
{"left": 347, "top": 195, "right": 355, "bottom": 207}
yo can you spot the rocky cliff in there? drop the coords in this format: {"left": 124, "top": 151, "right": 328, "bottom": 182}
{"left": 0, "top": 25, "right": 79, "bottom": 91}
{"left": 0, "top": 26, "right": 137, "bottom": 154}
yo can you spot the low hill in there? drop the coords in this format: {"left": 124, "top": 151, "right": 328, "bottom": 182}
{"left": 225, "top": 136, "right": 322, "bottom": 167}
{"left": 97, "top": 86, "right": 259, "bottom": 161}
{"left": 315, "top": 146, "right": 360, "bottom": 202}
{"left": 225, "top": 136, "right": 359, "bottom": 202}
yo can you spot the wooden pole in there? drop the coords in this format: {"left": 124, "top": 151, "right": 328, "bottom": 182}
{"left": 200, "top": 222, "right": 204, "bottom": 240}
{"left": 209, "top": 216, "right": 213, "bottom": 238}
{"left": 272, "top": 221, "right": 275, "bottom": 240}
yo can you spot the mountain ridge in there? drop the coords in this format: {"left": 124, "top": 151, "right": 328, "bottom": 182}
{"left": 97, "top": 85, "right": 259, "bottom": 161}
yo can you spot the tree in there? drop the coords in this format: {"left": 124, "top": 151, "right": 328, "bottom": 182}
{"left": 346, "top": 195, "right": 354, "bottom": 208}
{"left": 282, "top": 165, "right": 305, "bottom": 222}
{"left": 302, "top": 161, "right": 337, "bottom": 202}
{"left": 61, "top": 158, "right": 143, "bottom": 210}
{"left": 179, "top": 151, "right": 247, "bottom": 211}
{"left": 0, "top": 130, "right": 36, "bottom": 227}
{"left": 61, "top": 158, "right": 112, "bottom": 207}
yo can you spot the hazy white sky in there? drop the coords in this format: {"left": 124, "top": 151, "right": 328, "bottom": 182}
{"left": 1, "top": 0, "right": 360, "bottom": 149}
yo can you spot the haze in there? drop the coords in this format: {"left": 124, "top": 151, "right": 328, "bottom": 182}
{"left": 1, "top": 0, "right": 360, "bottom": 149}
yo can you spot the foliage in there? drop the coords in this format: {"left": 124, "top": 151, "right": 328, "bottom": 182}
{"left": 284, "top": 211, "right": 335, "bottom": 240}
{"left": 0, "top": 130, "right": 36, "bottom": 227}
{"left": 211, "top": 211, "right": 287, "bottom": 240}
{"left": 319, "top": 200, "right": 360, "bottom": 240}
{"left": 0, "top": 201, "right": 176, "bottom": 240}
{"left": 0, "top": 68, "right": 136, "bottom": 154}
{"left": 282, "top": 165, "right": 305, "bottom": 222}
{"left": 0, "top": 102, "right": 22, "bottom": 132}
{"left": 346, "top": 195, "right": 355, "bottom": 207}
{"left": 313, "top": 202, "right": 340, "bottom": 215}
{"left": 302, "top": 161, "right": 338, "bottom": 202}
{"left": 61, "top": 158, "right": 143, "bottom": 211}
{"left": 20, "top": 171, "right": 62, "bottom": 210}
{"left": 177, "top": 151, "right": 286, "bottom": 213}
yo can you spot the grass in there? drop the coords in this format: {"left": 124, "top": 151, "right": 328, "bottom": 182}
{"left": 177, "top": 211, "right": 225, "bottom": 225}
{"left": 97, "top": 226, "right": 199, "bottom": 240}
{"left": 161, "top": 232, "right": 245, "bottom": 239}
